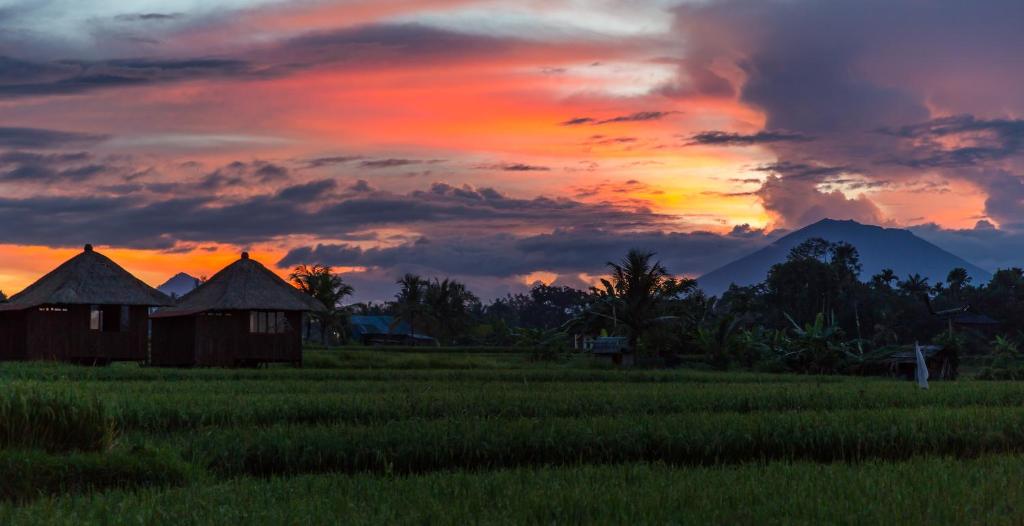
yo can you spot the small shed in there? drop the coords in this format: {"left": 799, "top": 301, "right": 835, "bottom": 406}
{"left": 349, "top": 315, "right": 436, "bottom": 346}
{"left": 587, "top": 336, "right": 633, "bottom": 366}
{"left": 149, "top": 252, "right": 326, "bottom": 367}
{"left": 887, "top": 345, "right": 958, "bottom": 380}
{"left": 0, "top": 244, "right": 171, "bottom": 364}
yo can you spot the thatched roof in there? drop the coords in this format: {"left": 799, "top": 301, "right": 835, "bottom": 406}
{"left": 151, "top": 252, "right": 326, "bottom": 318}
{"left": 0, "top": 244, "right": 172, "bottom": 311}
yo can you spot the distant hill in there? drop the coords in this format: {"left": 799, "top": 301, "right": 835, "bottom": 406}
{"left": 698, "top": 219, "right": 992, "bottom": 296}
{"left": 157, "top": 272, "right": 201, "bottom": 299}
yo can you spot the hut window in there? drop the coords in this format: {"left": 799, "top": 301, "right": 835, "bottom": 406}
{"left": 249, "top": 311, "right": 288, "bottom": 334}
{"left": 91, "top": 305, "right": 126, "bottom": 332}
{"left": 90, "top": 306, "right": 103, "bottom": 330}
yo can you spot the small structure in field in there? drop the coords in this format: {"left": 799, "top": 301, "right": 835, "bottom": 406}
{"left": 0, "top": 244, "right": 171, "bottom": 364}
{"left": 586, "top": 336, "right": 633, "bottom": 366}
{"left": 149, "top": 252, "right": 325, "bottom": 367}
{"left": 887, "top": 345, "right": 958, "bottom": 380}
{"left": 349, "top": 315, "right": 436, "bottom": 346}
{"left": 928, "top": 302, "right": 1000, "bottom": 335}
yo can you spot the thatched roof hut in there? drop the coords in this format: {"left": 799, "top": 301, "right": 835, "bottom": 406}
{"left": 0, "top": 244, "right": 171, "bottom": 363}
{"left": 150, "top": 252, "right": 325, "bottom": 367}
{"left": 0, "top": 244, "right": 170, "bottom": 312}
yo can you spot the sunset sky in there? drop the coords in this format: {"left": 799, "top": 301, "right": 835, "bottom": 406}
{"left": 1, "top": 0, "right": 1023, "bottom": 300}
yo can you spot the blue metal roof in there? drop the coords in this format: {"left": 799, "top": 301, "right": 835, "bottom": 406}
{"left": 349, "top": 315, "right": 433, "bottom": 340}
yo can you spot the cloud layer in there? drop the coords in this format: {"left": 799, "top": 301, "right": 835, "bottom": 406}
{"left": 1, "top": 0, "right": 1023, "bottom": 300}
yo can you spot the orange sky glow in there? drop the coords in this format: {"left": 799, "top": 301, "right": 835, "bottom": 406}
{"left": 0, "top": 0, "right": 1017, "bottom": 300}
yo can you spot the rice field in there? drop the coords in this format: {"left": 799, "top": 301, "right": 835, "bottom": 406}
{"left": 3, "top": 349, "right": 1024, "bottom": 524}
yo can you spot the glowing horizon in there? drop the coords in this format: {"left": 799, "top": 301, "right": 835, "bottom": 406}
{"left": 1, "top": 0, "right": 1022, "bottom": 300}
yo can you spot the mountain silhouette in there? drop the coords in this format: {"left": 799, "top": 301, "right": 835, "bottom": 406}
{"left": 157, "top": 272, "right": 202, "bottom": 299}
{"left": 698, "top": 219, "right": 992, "bottom": 296}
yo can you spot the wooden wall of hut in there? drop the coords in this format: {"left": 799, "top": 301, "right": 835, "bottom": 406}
{"left": 151, "top": 310, "right": 302, "bottom": 367}
{"left": 0, "top": 304, "right": 149, "bottom": 363}
{"left": 150, "top": 315, "right": 197, "bottom": 367}
{"left": 0, "top": 310, "right": 28, "bottom": 360}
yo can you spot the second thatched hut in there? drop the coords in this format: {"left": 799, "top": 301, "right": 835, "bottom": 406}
{"left": 150, "top": 252, "right": 325, "bottom": 367}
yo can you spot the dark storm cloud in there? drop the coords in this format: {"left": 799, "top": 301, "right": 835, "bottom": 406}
{"left": 586, "top": 135, "right": 638, "bottom": 145}
{"left": 277, "top": 179, "right": 337, "bottom": 202}
{"left": 278, "top": 226, "right": 776, "bottom": 279}
{"left": 596, "top": 111, "right": 677, "bottom": 124}
{"left": 0, "top": 22, "right": 594, "bottom": 101}
{"left": 347, "top": 179, "right": 374, "bottom": 193}
{"left": 114, "top": 13, "right": 183, "bottom": 22}
{"left": 560, "top": 111, "right": 677, "bottom": 127}
{"left": 0, "top": 149, "right": 117, "bottom": 183}
{"left": 560, "top": 117, "right": 595, "bottom": 126}
{"left": 359, "top": 158, "right": 444, "bottom": 169}
{"left": 754, "top": 161, "right": 859, "bottom": 181}
{"left": 302, "top": 156, "right": 364, "bottom": 168}
{"left": 673, "top": 0, "right": 1024, "bottom": 229}
{"left": 0, "top": 127, "right": 107, "bottom": 148}
{"left": 687, "top": 130, "right": 812, "bottom": 146}
{"left": 474, "top": 162, "right": 550, "bottom": 172}
{"left": 0, "top": 56, "right": 252, "bottom": 98}
{"left": 271, "top": 23, "right": 514, "bottom": 68}
{"left": 253, "top": 163, "right": 289, "bottom": 182}
{"left": 0, "top": 181, "right": 674, "bottom": 249}
{"left": 198, "top": 160, "right": 291, "bottom": 190}
{"left": 911, "top": 222, "right": 1024, "bottom": 272}
{"left": 877, "top": 115, "right": 1024, "bottom": 168}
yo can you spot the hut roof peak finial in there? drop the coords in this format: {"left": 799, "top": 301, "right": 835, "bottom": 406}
{"left": 84, "top": 244, "right": 93, "bottom": 252}
{"left": 241, "top": 251, "right": 250, "bottom": 260}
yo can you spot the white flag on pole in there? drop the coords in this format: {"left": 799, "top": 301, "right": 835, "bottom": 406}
{"left": 915, "top": 341, "right": 929, "bottom": 390}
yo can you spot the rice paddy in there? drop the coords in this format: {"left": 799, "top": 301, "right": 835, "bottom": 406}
{"left": 2, "top": 349, "right": 1024, "bottom": 524}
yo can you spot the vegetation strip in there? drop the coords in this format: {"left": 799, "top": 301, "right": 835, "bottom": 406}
{"left": 0, "top": 449, "right": 193, "bottom": 503}
{"left": 0, "top": 387, "right": 115, "bottom": 452}
{"left": 7, "top": 456, "right": 1024, "bottom": 525}
{"left": 178, "top": 407, "right": 1024, "bottom": 476}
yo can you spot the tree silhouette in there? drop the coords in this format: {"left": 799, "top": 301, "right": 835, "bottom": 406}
{"left": 392, "top": 273, "right": 428, "bottom": 338}
{"left": 870, "top": 268, "right": 898, "bottom": 290}
{"left": 946, "top": 268, "right": 970, "bottom": 300}
{"left": 423, "top": 278, "right": 479, "bottom": 345}
{"left": 289, "top": 264, "right": 354, "bottom": 344}
{"left": 600, "top": 249, "right": 691, "bottom": 349}
{"left": 899, "top": 273, "right": 930, "bottom": 296}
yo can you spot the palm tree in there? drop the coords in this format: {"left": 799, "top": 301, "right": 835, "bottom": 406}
{"left": 289, "top": 264, "right": 355, "bottom": 345}
{"left": 899, "top": 273, "right": 930, "bottom": 296}
{"left": 392, "top": 274, "right": 427, "bottom": 338}
{"left": 423, "top": 278, "right": 478, "bottom": 345}
{"left": 946, "top": 267, "right": 971, "bottom": 300}
{"left": 870, "top": 268, "right": 898, "bottom": 290}
{"left": 600, "top": 249, "right": 687, "bottom": 350}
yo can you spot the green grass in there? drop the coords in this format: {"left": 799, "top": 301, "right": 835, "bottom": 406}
{"left": 0, "top": 385, "right": 115, "bottom": 452}
{"left": 3, "top": 350, "right": 1024, "bottom": 523}
{"left": 0, "top": 448, "right": 194, "bottom": 503}
{"left": 171, "top": 406, "right": 1024, "bottom": 476}
{"left": 302, "top": 349, "right": 517, "bottom": 369}
{"left": 7, "top": 456, "right": 1024, "bottom": 525}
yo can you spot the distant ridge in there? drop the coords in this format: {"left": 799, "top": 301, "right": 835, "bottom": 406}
{"left": 157, "top": 272, "right": 201, "bottom": 299}
{"left": 698, "top": 219, "right": 992, "bottom": 296}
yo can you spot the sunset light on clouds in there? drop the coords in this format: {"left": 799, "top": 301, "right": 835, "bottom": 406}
{"left": 2, "top": 0, "right": 1024, "bottom": 300}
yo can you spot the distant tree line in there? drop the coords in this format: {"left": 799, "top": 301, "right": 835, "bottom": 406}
{"left": 289, "top": 238, "right": 1024, "bottom": 375}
